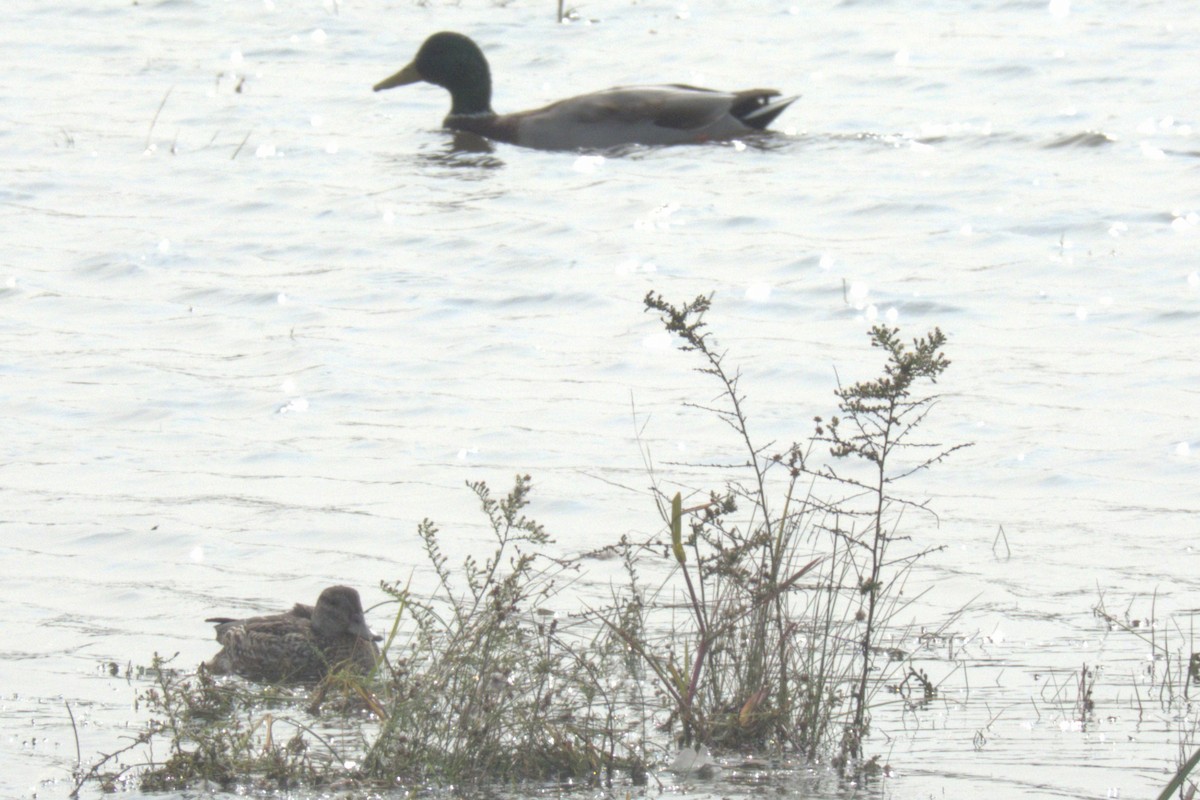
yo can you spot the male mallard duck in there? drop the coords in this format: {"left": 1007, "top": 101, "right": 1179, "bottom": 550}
{"left": 205, "top": 585, "right": 380, "bottom": 683}
{"left": 373, "top": 31, "right": 797, "bottom": 150}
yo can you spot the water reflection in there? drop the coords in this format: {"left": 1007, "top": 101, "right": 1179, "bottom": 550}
{"left": 1043, "top": 131, "right": 1116, "bottom": 148}
{"left": 417, "top": 132, "right": 506, "bottom": 171}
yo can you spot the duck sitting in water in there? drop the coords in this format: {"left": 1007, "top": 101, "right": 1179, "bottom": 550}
{"left": 372, "top": 31, "right": 797, "bottom": 151}
{"left": 205, "top": 585, "right": 380, "bottom": 683}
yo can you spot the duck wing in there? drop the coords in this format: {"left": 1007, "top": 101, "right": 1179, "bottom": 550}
{"left": 509, "top": 85, "right": 795, "bottom": 149}
{"left": 207, "top": 614, "right": 325, "bottom": 683}
{"left": 205, "top": 602, "right": 310, "bottom": 628}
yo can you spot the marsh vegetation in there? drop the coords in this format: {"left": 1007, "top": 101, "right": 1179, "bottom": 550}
{"left": 76, "top": 293, "right": 971, "bottom": 795}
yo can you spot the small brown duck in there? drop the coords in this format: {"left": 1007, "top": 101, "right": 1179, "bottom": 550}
{"left": 373, "top": 31, "right": 797, "bottom": 151}
{"left": 205, "top": 585, "right": 380, "bottom": 683}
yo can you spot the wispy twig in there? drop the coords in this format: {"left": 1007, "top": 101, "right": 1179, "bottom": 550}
{"left": 145, "top": 87, "right": 173, "bottom": 151}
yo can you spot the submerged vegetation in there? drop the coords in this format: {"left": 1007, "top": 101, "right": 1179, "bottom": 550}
{"left": 1093, "top": 593, "right": 1200, "bottom": 800}
{"left": 76, "top": 294, "right": 966, "bottom": 795}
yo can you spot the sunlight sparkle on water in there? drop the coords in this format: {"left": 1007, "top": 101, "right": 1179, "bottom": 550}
{"left": 846, "top": 281, "right": 870, "bottom": 309}
{"left": 745, "top": 283, "right": 772, "bottom": 302}
{"left": 1171, "top": 212, "right": 1198, "bottom": 232}
{"left": 572, "top": 155, "right": 604, "bottom": 174}
{"left": 642, "top": 332, "right": 674, "bottom": 351}
{"left": 1139, "top": 142, "right": 1166, "bottom": 159}
{"left": 1138, "top": 116, "right": 1193, "bottom": 136}
{"left": 278, "top": 397, "right": 309, "bottom": 414}
{"left": 1174, "top": 442, "right": 1191, "bottom": 458}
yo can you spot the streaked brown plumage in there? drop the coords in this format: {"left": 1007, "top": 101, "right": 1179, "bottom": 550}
{"left": 205, "top": 586, "right": 380, "bottom": 683}
{"left": 373, "top": 32, "right": 797, "bottom": 150}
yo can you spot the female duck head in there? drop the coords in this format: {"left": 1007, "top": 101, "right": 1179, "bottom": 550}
{"left": 310, "top": 585, "right": 376, "bottom": 641}
{"left": 374, "top": 31, "right": 494, "bottom": 117}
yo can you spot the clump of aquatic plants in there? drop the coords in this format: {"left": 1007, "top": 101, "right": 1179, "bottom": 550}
{"left": 1093, "top": 593, "right": 1200, "bottom": 799}
{"left": 137, "top": 663, "right": 331, "bottom": 792}
{"left": 639, "top": 292, "right": 965, "bottom": 774}
{"left": 83, "top": 477, "right": 648, "bottom": 793}
{"left": 78, "top": 294, "right": 966, "bottom": 792}
{"left": 73, "top": 657, "right": 371, "bottom": 795}
{"left": 362, "top": 476, "right": 649, "bottom": 786}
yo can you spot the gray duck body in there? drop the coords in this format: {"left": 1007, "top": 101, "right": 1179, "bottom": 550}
{"left": 205, "top": 585, "right": 380, "bottom": 683}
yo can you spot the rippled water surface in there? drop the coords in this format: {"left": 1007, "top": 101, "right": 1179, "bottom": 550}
{"left": 3, "top": 0, "right": 1198, "bottom": 797}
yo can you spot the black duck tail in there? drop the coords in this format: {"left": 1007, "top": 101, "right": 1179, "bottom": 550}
{"left": 732, "top": 91, "right": 799, "bottom": 130}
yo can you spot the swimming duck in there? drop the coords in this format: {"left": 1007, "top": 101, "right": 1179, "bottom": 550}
{"left": 205, "top": 585, "right": 380, "bottom": 683}
{"left": 372, "top": 31, "right": 797, "bottom": 151}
